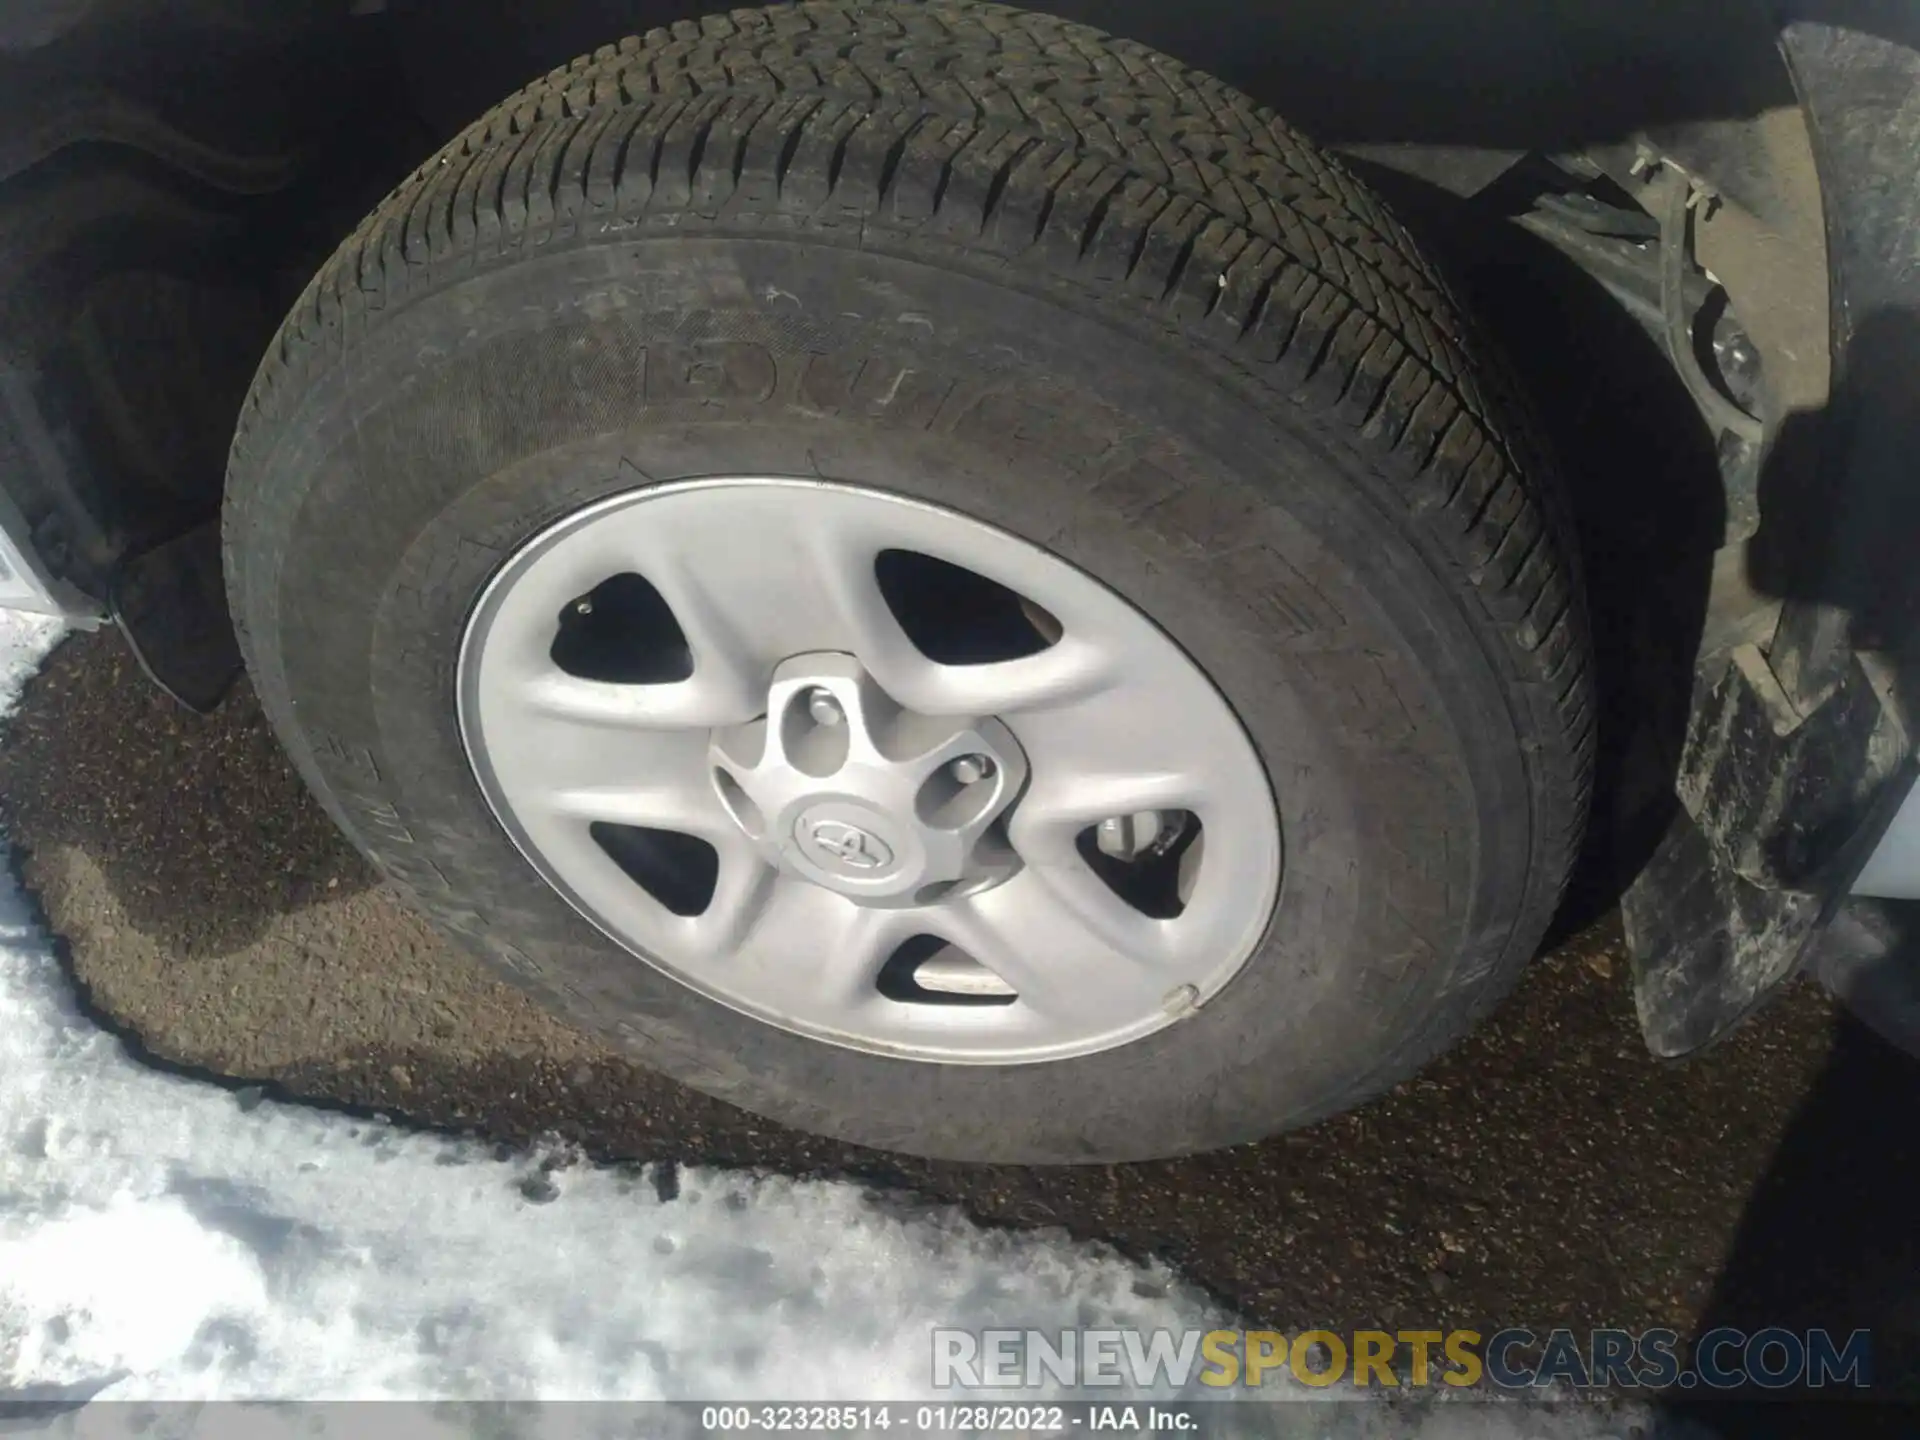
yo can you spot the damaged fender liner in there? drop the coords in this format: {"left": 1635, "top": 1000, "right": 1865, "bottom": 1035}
{"left": 1624, "top": 11, "right": 1920, "bottom": 1056}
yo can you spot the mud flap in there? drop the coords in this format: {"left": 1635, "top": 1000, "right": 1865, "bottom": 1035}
{"left": 1622, "top": 812, "right": 1820, "bottom": 1058}
{"left": 109, "top": 521, "right": 242, "bottom": 713}
{"left": 1622, "top": 639, "right": 1905, "bottom": 1057}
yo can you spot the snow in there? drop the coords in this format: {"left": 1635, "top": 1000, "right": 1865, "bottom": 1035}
{"left": 0, "top": 611, "right": 1690, "bottom": 1437}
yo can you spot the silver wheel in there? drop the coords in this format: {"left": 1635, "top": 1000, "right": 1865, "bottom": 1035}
{"left": 458, "top": 478, "right": 1281, "bottom": 1064}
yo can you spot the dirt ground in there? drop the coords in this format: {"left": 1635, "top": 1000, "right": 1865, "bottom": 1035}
{"left": 4, "top": 627, "right": 1916, "bottom": 1420}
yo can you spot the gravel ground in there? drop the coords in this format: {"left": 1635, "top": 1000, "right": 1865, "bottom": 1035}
{"left": 3, "top": 627, "right": 1916, "bottom": 1418}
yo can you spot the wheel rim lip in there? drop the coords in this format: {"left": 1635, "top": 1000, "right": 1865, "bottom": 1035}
{"left": 457, "top": 475, "right": 1283, "bottom": 1065}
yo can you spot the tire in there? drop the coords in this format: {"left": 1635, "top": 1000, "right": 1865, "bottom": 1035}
{"left": 224, "top": 0, "right": 1595, "bottom": 1162}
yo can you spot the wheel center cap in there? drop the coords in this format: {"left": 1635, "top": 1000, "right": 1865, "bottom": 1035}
{"left": 710, "top": 653, "right": 1028, "bottom": 907}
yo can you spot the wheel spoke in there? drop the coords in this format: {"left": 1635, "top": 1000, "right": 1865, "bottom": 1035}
{"left": 518, "top": 668, "right": 742, "bottom": 732}
{"left": 624, "top": 543, "right": 770, "bottom": 724}
{"left": 800, "top": 509, "right": 1121, "bottom": 716}
{"left": 799, "top": 507, "right": 913, "bottom": 664}
{"left": 930, "top": 874, "right": 1174, "bottom": 1027}
{"left": 896, "top": 643, "right": 1122, "bottom": 720}
{"left": 1007, "top": 765, "right": 1208, "bottom": 868}
{"left": 547, "top": 773, "right": 733, "bottom": 839}
{"left": 713, "top": 884, "right": 916, "bottom": 1021}
{"left": 469, "top": 695, "right": 710, "bottom": 807}
{"left": 680, "top": 837, "right": 780, "bottom": 962}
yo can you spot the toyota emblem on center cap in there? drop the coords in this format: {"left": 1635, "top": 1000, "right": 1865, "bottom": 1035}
{"left": 804, "top": 818, "right": 894, "bottom": 872}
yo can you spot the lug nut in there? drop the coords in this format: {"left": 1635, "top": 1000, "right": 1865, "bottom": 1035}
{"left": 950, "top": 754, "right": 995, "bottom": 785}
{"left": 805, "top": 688, "right": 844, "bottom": 726}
